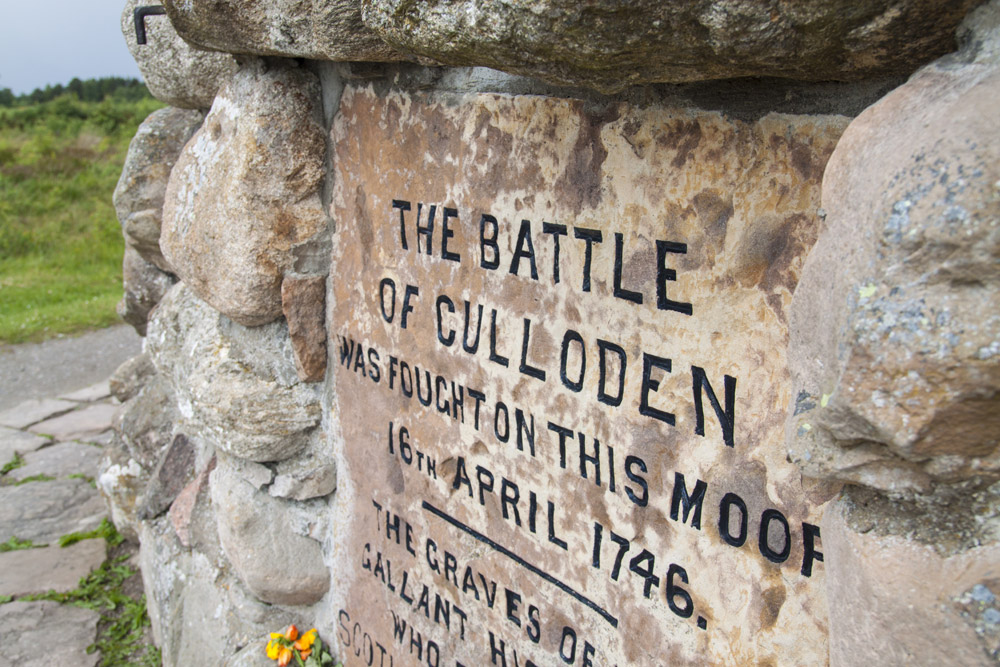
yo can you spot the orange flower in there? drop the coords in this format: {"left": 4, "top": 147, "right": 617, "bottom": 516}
{"left": 294, "top": 629, "right": 317, "bottom": 652}
{"left": 277, "top": 647, "right": 293, "bottom": 667}
{"left": 284, "top": 625, "right": 299, "bottom": 642}
{"left": 299, "top": 649, "right": 312, "bottom": 660}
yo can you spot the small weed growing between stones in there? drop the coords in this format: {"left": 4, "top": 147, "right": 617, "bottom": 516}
{"left": 0, "top": 535, "right": 47, "bottom": 552}
{"left": 0, "top": 594, "right": 12, "bottom": 604}
{"left": 0, "top": 453, "right": 24, "bottom": 474}
{"left": 67, "top": 472, "right": 97, "bottom": 488}
{"left": 13, "top": 473, "right": 56, "bottom": 485}
{"left": 59, "top": 518, "right": 123, "bottom": 548}
{"left": 20, "top": 520, "right": 159, "bottom": 665}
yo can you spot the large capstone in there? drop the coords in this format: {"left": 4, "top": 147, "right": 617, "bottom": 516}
{"left": 361, "top": 0, "right": 983, "bottom": 92}
{"left": 163, "top": 0, "right": 405, "bottom": 62}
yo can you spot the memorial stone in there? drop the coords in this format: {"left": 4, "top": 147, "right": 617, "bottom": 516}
{"left": 327, "top": 85, "right": 847, "bottom": 665}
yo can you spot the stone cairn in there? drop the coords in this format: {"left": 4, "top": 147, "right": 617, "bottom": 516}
{"left": 105, "top": 1, "right": 1000, "bottom": 665}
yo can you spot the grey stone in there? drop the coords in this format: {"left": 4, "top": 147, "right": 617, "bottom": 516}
{"left": 0, "top": 427, "right": 51, "bottom": 464}
{"left": 139, "top": 433, "right": 197, "bottom": 520}
{"left": 222, "top": 453, "right": 274, "bottom": 490}
{"left": 0, "top": 478, "right": 105, "bottom": 543}
{"left": 163, "top": 0, "right": 404, "bottom": 62}
{"left": 363, "top": 0, "right": 981, "bottom": 93}
{"left": 270, "top": 453, "right": 336, "bottom": 501}
{"left": 29, "top": 403, "right": 118, "bottom": 443}
{"left": 121, "top": 0, "right": 237, "bottom": 109}
{"left": 8, "top": 441, "right": 104, "bottom": 482}
{"left": 139, "top": 516, "right": 299, "bottom": 666}
{"left": 161, "top": 58, "right": 329, "bottom": 326}
{"left": 108, "top": 352, "right": 156, "bottom": 403}
{"left": 211, "top": 459, "right": 329, "bottom": 605}
{"left": 0, "top": 540, "right": 106, "bottom": 597}
{"left": 114, "top": 374, "right": 178, "bottom": 469}
{"left": 59, "top": 380, "right": 111, "bottom": 403}
{"left": 223, "top": 639, "right": 277, "bottom": 667}
{"left": 117, "top": 245, "right": 178, "bottom": 337}
{"left": 147, "top": 285, "right": 321, "bottom": 462}
{"left": 96, "top": 438, "right": 148, "bottom": 542}
{"left": 787, "top": 6, "right": 1000, "bottom": 496}
{"left": 0, "top": 601, "right": 100, "bottom": 667}
{"left": 113, "top": 106, "right": 204, "bottom": 272}
{"left": 0, "top": 398, "right": 76, "bottom": 430}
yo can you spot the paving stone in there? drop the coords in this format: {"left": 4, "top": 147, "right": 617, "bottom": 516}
{"left": 8, "top": 441, "right": 104, "bottom": 482}
{"left": 0, "top": 539, "right": 106, "bottom": 597}
{"left": 59, "top": 380, "right": 112, "bottom": 403}
{"left": 0, "top": 426, "right": 51, "bottom": 464}
{"left": 0, "top": 398, "right": 76, "bottom": 429}
{"left": 0, "top": 600, "right": 100, "bottom": 667}
{"left": 29, "top": 403, "right": 118, "bottom": 442}
{"left": 0, "top": 478, "right": 105, "bottom": 543}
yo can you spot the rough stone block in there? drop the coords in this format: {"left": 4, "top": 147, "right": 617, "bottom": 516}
{"left": 211, "top": 459, "right": 329, "bottom": 605}
{"left": 117, "top": 246, "right": 178, "bottom": 337}
{"left": 787, "top": 3, "right": 1000, "bottom": 495}
{"left": 108, "top": 353, "right": 156, "bottom": 404}
{"left": 824, "top": 497, "right": 1000, "bottom": 666}
{"left": 146, "top": 284, "right": 321, "bottom": 462}
{"left": 269, "top": 452, "right": 336, "bottom": 501}
{"left": 161, "top": 58, "right": 329, "bottom": 327}
{"left": 114, "top": 106, "right": 204, "bottom": 273}
{"left": 281, "top": 275, "right": 328, "bottom": 382}
{"left": 139, "top": 433, "right": 197, "bottom": 520}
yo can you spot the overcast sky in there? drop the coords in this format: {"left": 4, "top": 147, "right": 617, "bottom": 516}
{"left": 0, "top": 0, "right": 141, "bottom": 94}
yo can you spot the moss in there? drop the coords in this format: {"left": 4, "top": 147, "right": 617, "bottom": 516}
{"left": 0, "top": 536, "right": 47, "bottom": 552}
{"left": 0, "top": 453, "right": 24, "bottom": 475}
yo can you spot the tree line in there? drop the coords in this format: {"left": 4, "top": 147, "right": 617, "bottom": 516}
{"left": 0, "top": 77, "right": 151, "bottom": 107}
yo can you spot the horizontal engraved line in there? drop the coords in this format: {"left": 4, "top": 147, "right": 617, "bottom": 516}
{"left": 421, "top": 500, "right": 618, "bottom": 628}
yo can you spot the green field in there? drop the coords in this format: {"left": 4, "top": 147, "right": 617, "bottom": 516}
{"left": 0, "top": 82, "right": 163, "bottom": 343}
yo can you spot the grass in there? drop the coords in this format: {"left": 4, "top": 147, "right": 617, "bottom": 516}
{"left": 60, "top": 517, "right": 124, "bottom": 548}
{"left": 0, "top": 453, "right": 24, "bottom": 474}
{"left": 14, "top": 519, "right": 161, "bottom": 666}
{"left": 0, "top": 536, "right": 47, "bottom": 552}
{"left": 0, "top": 93, "right": 163, "bottom": 343}
{"left": 13, "top": 473, "right": 55, "bottom": 485}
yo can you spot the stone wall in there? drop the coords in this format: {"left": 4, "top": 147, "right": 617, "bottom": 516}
{"left": 103, "top": 1, "right": 1000, "bottom": 665}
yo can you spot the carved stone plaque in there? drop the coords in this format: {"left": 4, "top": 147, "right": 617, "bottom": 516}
{"left": 328, "top": 84, "right": 847, "bottom": 665}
